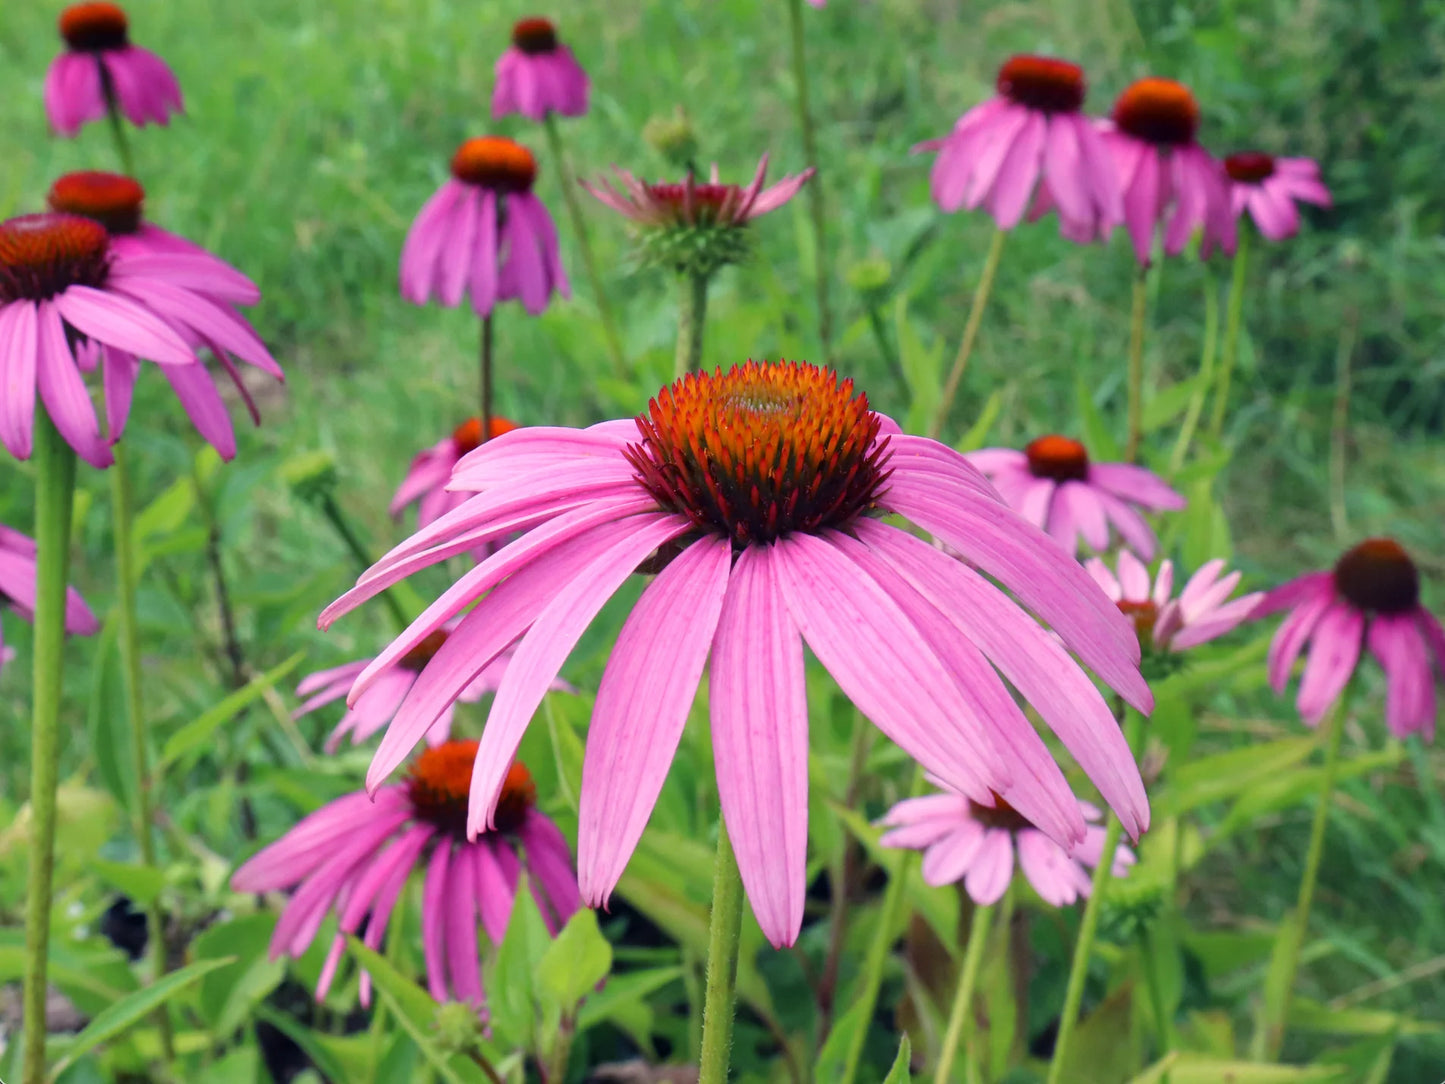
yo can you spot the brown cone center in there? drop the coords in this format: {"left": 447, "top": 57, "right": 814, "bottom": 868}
{"left": 511, "top": 16, "right": 559, "bottom": 55}
{"left": 0, "top": 213, "right": 111, "bottom": 304}
{"left": 969, "top": 793, "right": 1033, "bottom": 833}
{"left": 1024, "top": 435, "right": 1090, "bottom": 482}
{"left": 450, "top": 137, "right": 537, "bottom": 193}
{"left": 1112, "top": 78, "right": 1200, "bottom": 146}
{"left": 1333, "top": 538, "right": 1419, "bottom": 615}
{"left": 48, "top": 171, "right": 145, "bottom": 235}
{"left": 60, "top": 1, "right": 129, "bottom": 50}
{"left": 1224, "top": 151, "right": 1276, "bottom": 184}
{"left": 996, "top": 55, "right": 1086, "bottom": 114}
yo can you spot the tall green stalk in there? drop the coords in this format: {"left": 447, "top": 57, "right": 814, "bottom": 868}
{"left": 934, "top": 903, "right": 994, "bottom": 1084}
{"left": 542, "top": 114, "right": 628, "bottom": 378}
{"left": 674, "top": 271, "right": 710, "bottom": 379}
{"left": 110, "top": 444, "right": 176, "bottom": 1064}
{"left": 105, "top": 91, "right": 137, "bottom": 177}
{"left": 22, "top": 412, "right": 79, "bottom": 1084}
{"left": 480, "top": 313, "right": 494, "bottom": 446}
{"left": 1209, "top": 229, "right": 1250, "bottom": 440}
{"left": 1124, "top": 266, "right": 1150, "bottom": 464}
{"left": 786, "top": 0, "right": 834, "bottom": 363}
{"left": 698, "top": 819, "right": 746, "bottom": 1084}
{"left": 1045, "top": 709, "right": 1144, "bottom": 1084}
{"left": 1167, "top": 269, "right": 1219, "bottom": 474}
{"left": 929, "top": 228, "right": 1006, "bottom": 440}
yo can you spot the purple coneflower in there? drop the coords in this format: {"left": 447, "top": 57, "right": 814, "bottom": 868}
{"left": 918, "top": 55, "right": 1121, "bottom": 238}
{"left": 45, "top": 2, "right": 183, "bottom": 137}
{"left": 0, "top": 524, "right": 99, "bottom": 676}
{"left": 493, "top": 18, "right": 589, "bottom": 121}
{"left": 1252, "top": 539, "right": 1444, "bottom": 738}
{"left": 401, "top": 137, "right": 569, "bottom": 317}
{"left": 882, "top": 788, "right": 1133, "bottom": 906}
{"left": 46, "top": 171, "right": 280, "bottom": 459}
{"left": 392, "top": 417, "right": 520, "bottom": 529}
{"left": 232, "top": 748, "right": 578, "bottom": 1011}
{"left": 967, "top": 436, "right": 1185, "bottom": 560}
{"left": 1105, "top": 78, "right": 1231, "bottom": 262}
{"left": 582, "top": 156, "right": 812, "bottom": 233}
{"left": 319, "top": 360, "right": 1152, "bottom": 948}
{"left": 1222, "top": 152, "right": 1331, "bottom": 243}
{"left": 1087, "top": 551, "right": 1262, "bottom": 654}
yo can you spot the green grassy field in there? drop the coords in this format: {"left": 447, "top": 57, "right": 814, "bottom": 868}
{"left": 2, "top": 0, "right": 1445, "bottom": 1080}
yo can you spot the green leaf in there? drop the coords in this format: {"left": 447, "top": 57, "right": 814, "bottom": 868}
{"left": 487, "top": 875, "right": 555, "bottom": 1049}
{"left": 1076, "top": 371, "right": 1121, "bottom": 460}
{"left": 1218, "top": 745, "right": 1404, "bottom": 837}
{"left": 1288, "top": 998, "right": 1441, "bottom": 1037}
{"left": 191, "top": 912, "right": 286, "bottom": 1037}
{"left": 50, "top": 956, "right": 236, "bottom": 1078}
{"left": 537, "top": 908, "right": 612, "bottom": 1008}
{"left": 575, "top": 966, "right": 683, "bottom": 1034}
{"left": 1128, "top": 1055, "right": 1345, "bottom": 1083}
{"left": 85, "top": 621, "right": 133, "bottom": 811}
{"left": 1156, "top": 737, "right": 1316, "bottom": 818}
{"left": 345, "top": 938, "right": 491, "bottom": 1084}
{"left": 815, "top": 993, "right": 872, "bottom": 1083}
{"left": 883, "top": 1034, "right": 912, "bottom": 1082}
{"left": 157, "top": 651, "right": 305, "bottom": 771}
{"left": 89, "top": 858, "right": 166, "bottom": 908}
{"left": 954, "top": 390, "right": 1002, "bottom": 452}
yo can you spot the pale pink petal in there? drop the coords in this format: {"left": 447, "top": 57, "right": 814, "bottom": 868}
{"left": 921, "top": 819, "right": 987, "bottom": 886}
{"left": 1369, "top": 615, "right": 1437, "bottom": 738}
{"left": 1266, "top": 582, "right": 1334, "bottom": 692}
{"left": 1296, "top": 602, "right": 1365, "bottom": 724}
{"left": 963, "top": 829, "right": 1015, "bottom": 905}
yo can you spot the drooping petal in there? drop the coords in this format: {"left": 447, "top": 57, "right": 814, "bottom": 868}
{"left": 1296, "top": 602, "right": 1365, "bottom": 724}
{"left": 963, "top": 828, "right": 1015, "bottom": 905}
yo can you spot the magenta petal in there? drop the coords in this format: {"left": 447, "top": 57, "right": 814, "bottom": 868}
{"left": 1369, "top": 615, "right": 1436, "bottom": 738}
{"left": 474, "top": 839, "right": 517, "bottom": 945}
{"left": 0, "top": 302, "right": 38, "bottom": 459}
{"left": 519, "top": 815, "right": 582, "bottom": 932}
{"left": 1296, "top": 602, "right": 1365, "bottom": 724}
{"left": 1266, "top": 583, "right": 1334, "bottom": 693}
{"left": 34, "top": 301, "right": 112, "bottom": 468}
{"left": 53, "top": 285, "right": 194, "bottom": 365}
{"left": 421, "top": 844, "right": 452, "bottom": 1003}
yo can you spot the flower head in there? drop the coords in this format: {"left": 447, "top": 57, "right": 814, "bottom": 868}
{"left": 492, "top": 17, "right": 589, "bottom": 121}
{"left": 1105, "top": 78, "right": 1231, "bottom": 263}
{"left": 967, "top": 436, "right": 1185, "bottom": 559}
{"left": 319, "top": 359, "right": 1152, "bottom": 948}
{"left": 45, "top": 171, "right": 281, "bottom": 460}
{"left": 582, "top": 156, "right": 813, "bottom": 276}
{"left": 0, "top": 523, "right": 100, "bottom": 678}
{"left": 917, "top": 55, "right": 1121, "bottom": 238}
{"left": 1223, "top": 152, "right": 1331, "bottom": 243}
{"left": 391, "top": 416, "right": 521, "bottom": 529}
{"left": 1252, "top": 539, "right": 1445, "bottom": 737}
{"left": 45, "top": 3, "right": 183, "bottom": 137}
{"left": 881, "top": 787, "right": 1134, "bottom": 906}
{"left": 231, "top": 749, "right": 579, "bottom": 1011}
{"left": 401, "top": 137, "right": 569, "bottom": 317}
{"left": 296, "top": 623, "right": 570, "bottom": 752}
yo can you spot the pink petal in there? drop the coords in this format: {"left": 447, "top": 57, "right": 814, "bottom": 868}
{"left": 964, "top": 828, "right": 1015, "bottom": 905}
{"left": 1296, "top": 602, "right": 1365, "bottom": 724}
{"left": 53, "top": 285, "right": 194, "bottom": 364}
{"left": 1266, "top": 583, "right": 1334, "bottom": 693}
{"left": 0, "top": 302, "right": 38, "bottom": 459}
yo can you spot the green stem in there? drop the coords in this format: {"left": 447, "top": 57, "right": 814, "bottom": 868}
{"left": 22, "top": 411, "right": 79, "bottom": 1084}
{"left": 934, "top": 903, "right": 994, "bottom": 1084}
{"left": 1046, "top": 710, "right": 1143, "bottom": 1084}
{"left": 1209, "top": 230, "right": 1250, "bottom": 440}
{"left": 1264, "top": 695, "right": 1348, "bottom": 1060}
{"left": 110, "top": 444, "right": 176, "bottom": 1066}
{"left": 105, "top": 91, "right": 137, "bottom": 177}
{"left": 930, "top": 227, "right": 1006, "bottom": 440}
{"left": 674, "top": 271, "right": 710, "bottom": 379}
{"left": 1124, "top": 266, "right": 1150, "bottom": 464}
{"left": 480, "top": 313, "right": 494, "bottom": 447}
{"left": 1328, "top": 309, "right": 1358, "bottom": 542}
{"left": 867, "top": 305, "right": 908, "bottom": 404}
{"left": 786, "top": 0, "right": 834, "bottom": 364}
{"left": 698, "top": 818, "right": 746, "bottom": 1084}
{"left": 1137, "top": 924, "right": 1177, "bottom": 1057}
{"left": 317, "top": 493, "right": 408, "bottom": 631}
{"left": 840, "top": 767, "right": 926, "bottom": 1084}
{"left": 543, "top": 113, "right": 628, "bottom": 378}
{"left": 1168, "top": 269, "right": 1219, "bottom": 475}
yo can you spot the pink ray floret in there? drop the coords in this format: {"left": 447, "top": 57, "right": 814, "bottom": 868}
{"left": 1251, "top": 538, "right": 1445, "bottom": 738}
{"left": 45, "top": 3, "right": 183, "bottom": 138}
{"left": 0, "top": 522, "right": 100, "bottom": 678}
{"left": 881, "top": 784, "right": 1134, "bottom": 906}
{"left": 581, "top": 155, "right": 814, "bottom": 228}
{"left": 967, "top": 435, "right": 1185, "bottom": 559}
{"left": 231, "top": 749, "right": 578, "bottom": 1012}
{"left": 915, "top": 54, "right": 1122, "bottom": 239}
{"left": 1087, "top": 550, "right": 1263, "bottom": 653}
{"left": 1223, "top": 152, "right": 1332, "bottom": 243}
{"left": 492, "top": 18, "right": 589, "bottom": 121}
{"left": 318, "top": 360, "right": 1153, "bottom": 949}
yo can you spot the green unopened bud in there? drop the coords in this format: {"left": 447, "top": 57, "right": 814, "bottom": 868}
{"left": 432, "top": 1000, "right": 483, "bottom": 1057}
{"left": 847, "top": 256, "right": 893, "bottom": 300}
{"left": 643, "top": 107, "right": 699, "bottom": 171}
{"left": 281, "top": 450, "right": 339, "bottom": 506}
{"left": 1098, "top": 862, "right": 1169, "bottom": 942}
{"left": 635, "top": 221, "right": 751, "bottom": 278}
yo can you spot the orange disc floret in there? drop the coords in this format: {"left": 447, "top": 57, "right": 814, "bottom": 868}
{"left": 1024, "top": 435, "right": 1090, "bottom": 482}
{"left": 452, "top": 415, "right": 521, "bottom": 456}
{"left": 1224, "top": 151, "right": 1276, "bottom": 184}
{"left": 512, "top": 16, "right": 559, "bottom": 55}
{"left": 996, "top": 55, "right": 1086, "bottom": 113}
{"left": 625, "top": 360, "right": 892, "bottom": 547}
{"left": 48, "top": 171, "right": 145, "bottom": 235}
{"left": 59, "top": 2, "right": 129, "bottom": 51}
{"left": 1334, "top": 538, "right": 1419, "bottom": 615}
{"left": 406, "top": 739, "right": 478, "bottom": 833}
{"left": 1112, "top": 77, "right": 1200, "bottom": 147}
{"left": 0, "top": 213, "right": 111, "bottom": 304}
{"left": 1117, "top": 599, "right": 1160, "bottom": 645}
{"left": 450, "top": 136, "right": 537, "bottom": 193}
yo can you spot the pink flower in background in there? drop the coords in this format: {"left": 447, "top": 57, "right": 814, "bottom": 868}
{"left": 1252, "top": 539, "right": 1445, "bottom": 738}
{"left": 401, "top": 137, "right": 569, "bottom": 317}
{"left": 492, "top": 18, "right": 589, "bottom": 120}
{"left": 881, "top": 786, "right": 1134, "bottom": 906}
{"left": 967, "top": 435, "right": 1185, "bottom": 560}
{"left": 582, "top": 155, "right": 813, "bottom": 229}
{"left": 916, "top": 55, "right": 1121, "bottom": 238}
{"left": 392, "top": 416, "right": 520, "bottom": 528}
{"left": 232, "top": 750, "right": 578, "bottom": 1012}
{"left": 1223, "top": 152, "right": 1332, "bottom": 242}
{"left": 320, "top": 360, "right": 1152, "bottom": 948}
{"left": 0, "top": 212, "right": 212, "bottom": 468}
{"left": 0, "top": 523, "right": 100, "bottom": 677}
{"left": 45, "top": 3, "right": 183, "bottom": 137}
{"left": 47, "top": 171, "right": 282, "bottom": 459}
{"left": 1105, "top": 77, "right": 1231, "bottom": 263}
{"left": 296, "top": 625, "right": 571, "bottom": 752}
{"left": 1087, "top": 551, "right": 1263, "bottom": 653}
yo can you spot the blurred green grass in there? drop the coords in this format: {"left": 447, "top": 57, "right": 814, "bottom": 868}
{"left": 2, "top": 0, "right": 1444, "bottom": 1077}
